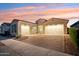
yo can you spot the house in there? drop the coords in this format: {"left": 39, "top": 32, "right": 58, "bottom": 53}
{"left": 71, "top": 21, "right": 79, "bottom": 29}
{"left": 1, "top": 23, "right": 10, "bottom": 35}
{"left": 36, "top": 18, "right": 47, "bottom": 34}
{"left": 0, "top": 26, "right": 1, "bottom": 34}
{"left": 10, "top": 19, "right": 36, "bottom": 37}
{"left": 42, "top": 18, "right": 68, "bottom": 35}
{"left": 0, "top": 18, "right": 68, "bottom": 37}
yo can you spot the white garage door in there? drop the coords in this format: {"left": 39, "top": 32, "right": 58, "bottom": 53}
{"left": 45, "top": 24, "right": 64, "bottom": 35}
{"left": 21, "top": 25, "right": 30, "bottom": 36}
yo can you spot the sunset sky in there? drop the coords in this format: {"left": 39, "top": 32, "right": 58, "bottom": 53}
{"left": 0, "top": 3, "right": 79, "bottom": 27}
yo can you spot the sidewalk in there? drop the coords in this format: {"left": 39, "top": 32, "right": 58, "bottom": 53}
{"left": 0, "top": 42, "right": 19, "bottom": 56}
{"left": 0, "top": 39, "right": 71, "bottom": 56}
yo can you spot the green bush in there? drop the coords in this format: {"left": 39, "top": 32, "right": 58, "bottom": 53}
{"left": 69, "top": 28, "right": 78, "bottom": 47}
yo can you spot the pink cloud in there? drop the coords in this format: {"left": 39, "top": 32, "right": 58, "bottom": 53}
{"left": 0, "top": 7, "right": 79, "bottom": 23}
{"left": 9, "top": 6, "right": 46, "bottom": 12}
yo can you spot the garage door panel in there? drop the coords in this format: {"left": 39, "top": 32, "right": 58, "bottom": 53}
{"left": 45, "top": 24, "right": 64, "bottom": 35}
{"left": 21, "top": 25, "right": 30, "bottom": 36}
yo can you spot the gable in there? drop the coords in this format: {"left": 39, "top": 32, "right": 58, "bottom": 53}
{"left": 43, "top": 18, "right": 68, "bottom": 25}
{"left": 36, "top": 19, "right": 47, "bottom": 25}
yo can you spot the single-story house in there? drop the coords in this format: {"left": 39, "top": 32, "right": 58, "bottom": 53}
{"left": 10, "top": 19, "right": 36, "bottom": 37}
{"left": 39, "top": 18, "right": 68, "bottom": 35}
{"left": 1, "top": 23, "right": 10, "bottom": 35}
{"left": 71, "top": 21, "right": 79, "bottom": 29}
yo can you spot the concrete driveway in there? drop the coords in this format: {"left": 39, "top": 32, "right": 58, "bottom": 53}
{"left": 18, "top": 35, "right": 68, "bottom": 52}
{"left": 0, "top": 39, "right": 71, "bottom": 56}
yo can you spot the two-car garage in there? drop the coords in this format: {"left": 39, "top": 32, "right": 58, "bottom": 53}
{"left": 45, "top": 24, "right": 64, "bottom": 35}
{"left": 43, "top": 18, "right": 68, "bottom": 35}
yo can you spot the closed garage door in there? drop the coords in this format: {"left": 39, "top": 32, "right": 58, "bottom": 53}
{"left": 21, "top": 24, "right": 30, "bottom": 36}
{"left": 45, "top": 24, "right": 64, "bottom": 35}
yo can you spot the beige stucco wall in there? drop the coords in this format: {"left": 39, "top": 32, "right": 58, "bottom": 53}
{"left": 36, "top": 19, "right": 47, "bottom": 34}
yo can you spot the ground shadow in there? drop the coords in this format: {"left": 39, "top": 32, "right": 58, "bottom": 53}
{"left": 0, "top": 35, "right": 15, "bottom": 40}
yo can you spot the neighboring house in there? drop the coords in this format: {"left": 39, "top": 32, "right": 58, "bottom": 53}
{"left": 71, "top": 21, "right": 79, "bottom": 29}
{"left": 36, "top": 18, "right": 47, "bottom": 34}
{"left": 10, "top": 19, "right": 36, "bottom": 37}
{"left": 1, "top": 23, "right": 10, "bottom": 35}
{"left": 0, "top": 26, "right": 1, "bottom": 34}
{"left": 42, "top": 18, "right": 68, "bottom": 35}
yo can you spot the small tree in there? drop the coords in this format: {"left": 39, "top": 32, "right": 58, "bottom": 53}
{"left": 69, "top": 28, "right": 78, "bottom": 47}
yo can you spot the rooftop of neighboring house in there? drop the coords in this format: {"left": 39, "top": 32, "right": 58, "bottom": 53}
{"left": 1, "top": 23, "right": 11, "bottom": 26}
{"left": 71, "top": 21, "right": 79, "bottom": 27}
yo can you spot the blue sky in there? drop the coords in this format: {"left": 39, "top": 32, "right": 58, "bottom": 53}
{"left": 0, "top": 3, "right": 79, "bottom": 10}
